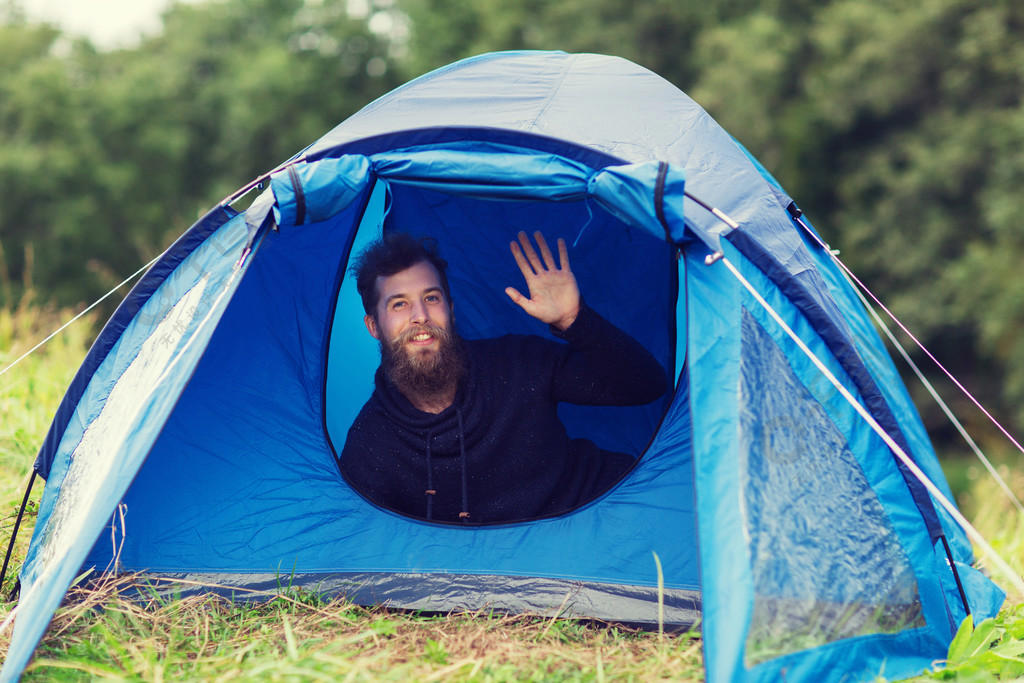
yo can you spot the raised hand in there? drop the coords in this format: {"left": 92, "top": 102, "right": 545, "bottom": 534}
{"left": 505, "top": 231, "right": 581, "bottom": 331}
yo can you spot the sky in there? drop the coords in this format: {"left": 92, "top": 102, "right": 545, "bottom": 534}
{"left": 17, "top": 0, "right": 194, "bottom": 48}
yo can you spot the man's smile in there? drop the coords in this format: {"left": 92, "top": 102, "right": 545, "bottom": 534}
{"left": 409, "top": 331, "right": 435, "bottom": 344}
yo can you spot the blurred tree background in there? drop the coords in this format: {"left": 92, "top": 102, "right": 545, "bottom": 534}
{"left": 2, "top": 0, "right": 1023, "bottom": 452}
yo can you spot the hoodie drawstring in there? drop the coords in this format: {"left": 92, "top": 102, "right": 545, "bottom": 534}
{"left": 423, "top": 411, "right": 469, "bottom": 523}
{"left": 456, "top": 407, "right": 469, "bottom": 522}
{"left": 424, "top": 427, "right": 437, "bottom": 520}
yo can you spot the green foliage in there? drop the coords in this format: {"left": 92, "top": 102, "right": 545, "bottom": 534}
{"left": 911, "top": 608, "right": 1024, "bottom": 681}
{"left": 0, "top": 0, "right": 400, "bottom": 309}
{"left": 686, "top": 0, "right": 1024, "bottom": 439}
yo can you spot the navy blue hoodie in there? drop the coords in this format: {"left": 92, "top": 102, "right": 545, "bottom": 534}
{"left": 339, "top": 304, "right": 668, "bottom": 524}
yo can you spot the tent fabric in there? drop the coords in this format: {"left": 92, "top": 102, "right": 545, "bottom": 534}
{"left": 4, "top": 51, "right": 1005, "bottom": 683}
{"left": 7, "top": 213, "right": 258, "bottom": 681}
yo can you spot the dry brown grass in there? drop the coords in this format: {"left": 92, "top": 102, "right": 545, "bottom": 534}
{"left": 0, "top": 573, "right": 704, "bottom": 681}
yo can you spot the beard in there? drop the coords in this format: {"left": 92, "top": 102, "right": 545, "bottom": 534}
{"left": 381, "top": 321, "right": 466, "bottom": 403}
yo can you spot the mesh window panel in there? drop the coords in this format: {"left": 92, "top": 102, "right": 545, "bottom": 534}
{"left": 738, "top": 310, "right": 925, "bottom": 666}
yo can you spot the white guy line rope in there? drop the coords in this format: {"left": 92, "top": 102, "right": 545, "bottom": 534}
{"left": 843, "top": 270, "right": 1024, "bottom": 515}
{"left": 720, "top": 255, "right": 1024, "bottom": 596}
{"left": 1, "top": 259, "right": 246, "bottom": 639}
{"left": 0, "top": 256, "right": 160, "bottom": 380}
{"left": 792, "top": 217, "right": 1024, "bottom": 464}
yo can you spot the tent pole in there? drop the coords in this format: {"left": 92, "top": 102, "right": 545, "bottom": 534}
{"left": 939, "top": 535, "right": 972, "bottom": 617}
{"left": 1, "top": 470, "right": 36, "bottom": 598}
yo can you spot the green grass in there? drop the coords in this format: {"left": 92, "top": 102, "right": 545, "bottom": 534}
{"left": 14, "top": 578, "right": 703, "bottom": 681}
{"left": 2, "top": 297, "right": 1024, "bottom": 681}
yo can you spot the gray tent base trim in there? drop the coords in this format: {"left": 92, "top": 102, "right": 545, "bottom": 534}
{"left": 113, "top": 572, "right": 701, "bottom": 630}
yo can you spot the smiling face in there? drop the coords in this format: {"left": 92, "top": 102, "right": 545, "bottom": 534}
{"left": 365, "top": 260, "right": 463, "bottom": 410}
{"left": 365, "top": 260, "right": 453, "bottom": 357}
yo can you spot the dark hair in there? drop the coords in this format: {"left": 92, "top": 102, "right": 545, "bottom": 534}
{"left": 351, "top": 233, "right": 451, "bottom": 315}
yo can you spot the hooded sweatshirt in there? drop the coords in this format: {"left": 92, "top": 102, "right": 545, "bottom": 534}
{"left": 338, "top": 303, "right": 668, "bottom": 524}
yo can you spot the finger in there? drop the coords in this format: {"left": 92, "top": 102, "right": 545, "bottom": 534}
{"left": 505, "top": 286, "right": 530, "bottom": 309}
{"left": 510, "top": 240, "right": 536, "bottom": 277}
{"left": 534, "top": 231, "right": 557, "bottom": 270}
{"left": 517, "top": 231, "right": 545, "bottom": 273}
{"left": 556, "top": 238, "right": 570, "bottom": 271}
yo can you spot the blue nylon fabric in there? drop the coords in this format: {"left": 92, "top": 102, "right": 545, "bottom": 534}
{"left": 324, "top": 180, "right": 388, "bottom": 452}
{"left": 788, "top": 214, "right": 977, "bottom": 561}
{"left": 728, "top": 229, "right": 946, "bottom": 545}
{"left": 691, "top": 241, "right": 994, "bottom": 682}
{"left": 370, "top": 142, "right": 592, "bottom": 201}
{"left": 589, "top": 162, "right": 689, "bottom": 245}
{"left": 304, "top": 52, "right": 769, "bottom": 253}
{"left": 730, "top": 141, "right": 973, "bottom": 561}
{"left": 271, "top": 144, "right": 698, "bottom": 251}
{"left": 32, "top": 206, "right": 238, "bottom": 479}
{"left": 732, "top": 141, "right": 1005, "bottom": 619}
{"left": 3, "top": 215, "right": 255, "bottom": 683}
{"left": 76, "top": 191, "right": 697, "bottom": 594}
{"left": 270, "top": 155, "right": 371, "bottom": 227}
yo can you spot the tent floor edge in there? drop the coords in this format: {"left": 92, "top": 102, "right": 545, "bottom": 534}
{"left": 101, "top": 570, "right": 702, "bottom": 631}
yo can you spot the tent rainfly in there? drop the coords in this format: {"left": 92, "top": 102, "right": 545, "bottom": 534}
{"left": 1, "top": 51, "right": 1004, "bottom": 683}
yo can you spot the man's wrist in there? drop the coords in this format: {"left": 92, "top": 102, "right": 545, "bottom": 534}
{"left": 552, "top": 305, "right": 580, "bottom": 332}
{"left": 550, "top": 302, "right": 585, "bottom": 335}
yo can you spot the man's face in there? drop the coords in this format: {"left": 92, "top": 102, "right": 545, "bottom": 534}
{"left": 365, "top": 260, "right": 453, "bottom": 361}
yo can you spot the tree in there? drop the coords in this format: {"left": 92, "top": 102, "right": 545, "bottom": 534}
{"left": 0, "top": 0, "right": 400, "bottom": 306}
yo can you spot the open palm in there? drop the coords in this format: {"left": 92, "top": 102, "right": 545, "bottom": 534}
{"left": 505, "top": 231, "right": 581, "bottom": 331}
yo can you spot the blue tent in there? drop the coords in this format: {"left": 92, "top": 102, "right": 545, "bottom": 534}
{"left": 2, "top": 51, "right": 1004, "bottom": 682}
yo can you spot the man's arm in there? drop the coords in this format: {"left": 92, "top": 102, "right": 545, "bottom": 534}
{"left": 505, "top": 231, "right": 669, "bottom": 406}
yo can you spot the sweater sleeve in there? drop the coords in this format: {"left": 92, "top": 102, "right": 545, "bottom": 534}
{"left": 548, "top": 303, "right": 669, "bottom": 406}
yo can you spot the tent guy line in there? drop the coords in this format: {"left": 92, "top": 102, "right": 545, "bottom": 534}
{"left": 791, "top": 213, "right": 1024, "bottom": 479}
{"left": 719, "top": 254, "right": 1024, "bottom": 597}
{"left": 843, "top": 262, "right": 1024, "bottom": 515}
{"left": 0, "top": 255, "right": 160, "bottom": 380}
{"left": 0, "top": 259, "right": 249, "bottom": 639}
{"left": 711, "top": 197, "right": 1024, "bottom": 516}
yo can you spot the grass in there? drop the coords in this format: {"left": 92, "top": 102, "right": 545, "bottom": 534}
{"left": 14, "top": 576, "right": 703, "bottom": 681}
{"left": 1, "top": 295, "right": 1024, "bottom": 681}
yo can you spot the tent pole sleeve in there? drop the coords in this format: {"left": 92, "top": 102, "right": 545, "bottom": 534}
{"left": 0, "top": 471, "right": 36, "bottom": 595}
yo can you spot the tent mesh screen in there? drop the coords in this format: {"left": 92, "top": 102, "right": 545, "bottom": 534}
{"left": 738, "top": 311, "right": 925, "bottom": 667}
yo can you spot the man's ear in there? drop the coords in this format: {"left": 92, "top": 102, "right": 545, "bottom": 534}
{"left": 364, "top": 314, "right": 380, "bottom": 339}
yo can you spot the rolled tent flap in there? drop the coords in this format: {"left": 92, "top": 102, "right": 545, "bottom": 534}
{"left": 269, "top": 145, "right": 701, "bottom": 252}
{"left": 371, "top": 142, "right": 596, "bottom": 201}
{"left": 588, "top": 161, "right": 690, "bottom": 246}
{"left": 271, "top": 155, "right": 373, "bottom": 228}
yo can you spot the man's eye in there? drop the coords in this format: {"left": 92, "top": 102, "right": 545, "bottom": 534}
{"left": 391, "top": 301, "right": 407, "bottom": 310}
{"left": 425, "top": 295, "right": 440, "bottom": 303}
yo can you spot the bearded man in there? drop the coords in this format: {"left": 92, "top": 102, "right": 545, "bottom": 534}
{"left": 338, "top": 231, "right": 668, "bottom": 523}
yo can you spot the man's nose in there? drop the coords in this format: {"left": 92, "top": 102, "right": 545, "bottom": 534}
{"left": 409, "top": 300, "right": 429, "bottom": 323}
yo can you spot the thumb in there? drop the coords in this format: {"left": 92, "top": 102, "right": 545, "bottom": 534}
{"left": 505, "top": 286, "right": 530, "bottom": 310}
